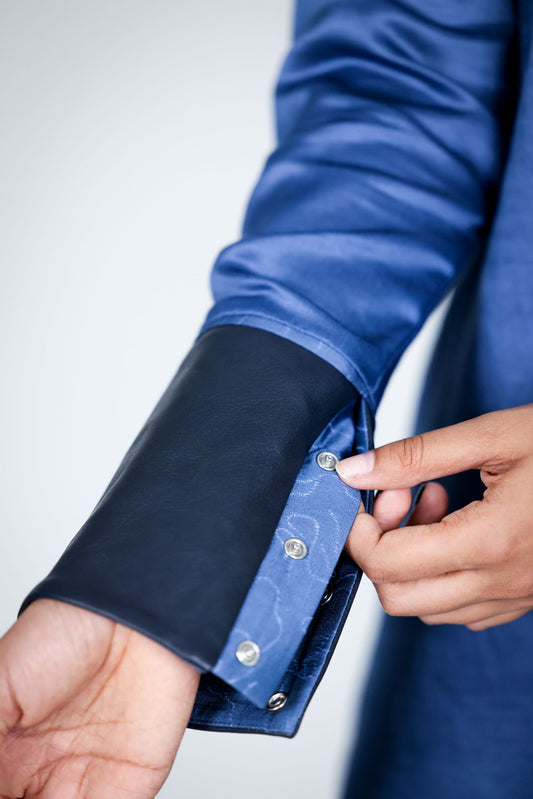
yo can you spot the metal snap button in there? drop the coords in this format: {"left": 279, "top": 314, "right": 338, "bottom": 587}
{"left": 316, "top": 451, "right": 339, "bottom": 471}
{"left": 266, "top": 692, "right": 288, "bottom": 711}
{"left": 284, "top": 537, "right": 308, "bottom": 559}
{"left": 235, "top": 640, "right": 260, "bottom": 666}
{"left": 320, "top": 570, "right": 337, "bottom": 606}
{"left": 319, "top": 585, "right": 333, "bottom": 606}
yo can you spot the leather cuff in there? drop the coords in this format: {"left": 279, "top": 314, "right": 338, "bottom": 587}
{"left": 18, "top": 325, "right": 357, "bottom": 671}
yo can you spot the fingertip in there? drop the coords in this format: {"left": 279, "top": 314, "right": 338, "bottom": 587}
{"left": 336, "top": 450, "right": 375, "bottom": 484}
{"left": 344, "top": 507, "right": 382, "bottom": 562}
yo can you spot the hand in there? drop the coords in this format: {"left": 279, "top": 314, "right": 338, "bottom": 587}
{"left": 336, "top": 404, "right": 533, "bottom": 631}
{"left": 0, "top": 598, "right": 199, "bottom": 798}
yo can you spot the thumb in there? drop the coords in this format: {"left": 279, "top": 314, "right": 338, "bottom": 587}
{"left": 335, "top": 412, "right": 504, "bottom": 490}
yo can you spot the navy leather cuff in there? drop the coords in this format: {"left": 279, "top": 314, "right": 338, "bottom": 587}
{"left": 18, "top": 325, "right": 357, "bottom": 672}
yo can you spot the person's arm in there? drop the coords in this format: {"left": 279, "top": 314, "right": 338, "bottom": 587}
{"left": 0, "top": 0, "right": 517, "bottom": 793}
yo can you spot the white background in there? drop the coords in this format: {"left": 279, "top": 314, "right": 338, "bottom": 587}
{"left": 0, "top": 2, "right": 447, "bottom": 796}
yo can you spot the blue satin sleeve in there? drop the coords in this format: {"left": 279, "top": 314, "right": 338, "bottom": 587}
{"left": 200, "top": 0, "right": 514, "bottom": 410}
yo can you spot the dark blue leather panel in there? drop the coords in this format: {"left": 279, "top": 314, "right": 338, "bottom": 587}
{"left": 18, "top": 325, "right": 356, "bottom": 671}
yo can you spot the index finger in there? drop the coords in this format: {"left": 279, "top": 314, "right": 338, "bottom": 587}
{"left": 335, "top": 406, "right": 532, "bottom": 490}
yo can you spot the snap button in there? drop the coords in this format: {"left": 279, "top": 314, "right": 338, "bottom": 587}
{"left": 320, "top": 570, "right": 337, "bottom": 606}
{"left": 316, "top": 451, "right": 339, "bottom": 471}
{"left": 284, "top": 537, "right": 308, "bottom": 559}
{"left": 266, "top": 692, "right": 288, "bottom": 712}
{"left": 235, "top": 640, "right": 260, "bottom": 666}
{"left": 319, "top": 585, "right": 333, "bottom": 606}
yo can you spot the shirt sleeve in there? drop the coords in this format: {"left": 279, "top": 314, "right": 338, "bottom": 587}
{"left": 191, "top": 0, "right": 516, "bottom": 734}
{"left": 18, "top": 0, "right": 515, "bottom": 738}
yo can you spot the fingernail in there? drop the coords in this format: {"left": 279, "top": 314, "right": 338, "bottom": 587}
{"left": 336, "top": 450, "right": 375, "bottom": 480}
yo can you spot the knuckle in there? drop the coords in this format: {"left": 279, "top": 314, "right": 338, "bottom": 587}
{"left": 491, "top": 534, "right": 514, "bottom": 564}
{"left": 443, "top": 501, "right": 482, "bottom": 532}
{"left": 380, "top": 597, "right": 397, "bottom": 616}
{"left": 466, "top": 621, "right": 483, "bottom": 631}
{"left": 504, "top": 585, "right": 521, "bottom": 601}
{"left": 394, "top": 434, "right": 425, "bottom": 475}
{"left": 501, "top": 575, "right": 530, "bottom": 600}
{"left": 472, "top": 532, "right": 511, "bottom": 568}
{"left": 480, "top": 459, "right": 511, "bottom": 483}
{"left": 365, "top": 559, "right": 390, "bottom": 584}
{"left": 480, "top": 409, "right": 525, "bottom": 465}
{"left": 419, "top": 614, "right": 440, "bottom": 626}
{"left": 481, "top": 523, "right": 525, "bottom": 569}
{"left": 377, "top": 584, "right": 402, "bottom": 616}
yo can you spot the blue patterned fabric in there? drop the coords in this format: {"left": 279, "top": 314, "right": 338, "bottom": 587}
{"left": 211, "top": 402, "right": 362, "bottom": 708}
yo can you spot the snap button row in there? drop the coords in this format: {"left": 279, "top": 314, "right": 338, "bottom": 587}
{"left": 234, "top": 450, "right": 341, "bottom": 702}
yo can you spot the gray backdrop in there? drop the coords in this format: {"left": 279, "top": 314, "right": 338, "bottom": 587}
{"left": 0, "top": 2, "right": 447, "bottom": 796}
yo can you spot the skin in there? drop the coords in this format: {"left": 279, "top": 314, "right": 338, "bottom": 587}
{"left": 0, "top": 599, "right": 199, "bottom": 798}
{"left": 1, "top": 403, "right": 531, "bottom": 795}
{"left": 337, "top": 403, "right": 533, "bottom": 630}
